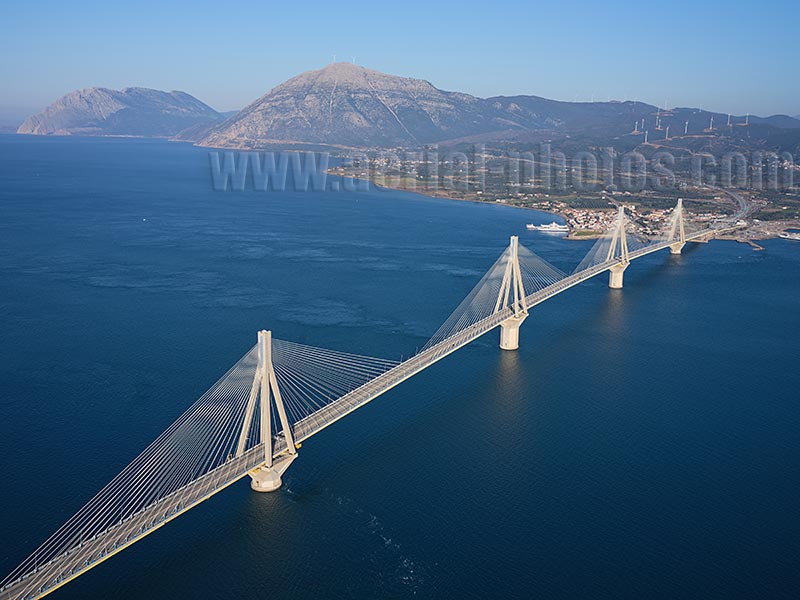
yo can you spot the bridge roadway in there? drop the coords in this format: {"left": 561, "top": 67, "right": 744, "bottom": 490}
{"left": 282, "top": 227, "right": 717, "bottom": 452}
{"left": 0, "top": 231, "right": 715, "bottom": 600}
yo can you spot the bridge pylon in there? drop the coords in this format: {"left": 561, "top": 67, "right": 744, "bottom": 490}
{"left": 237, "top": 330, "right": 297, "bottom": 492}
{"left": 607, "top": 205, "right": 630, "bottom": 289}
{"left": 496, "top": 235, "right": 528, "bottom": 350}
{"left": 668, "top": 198, "right": 687, "bottom": 254}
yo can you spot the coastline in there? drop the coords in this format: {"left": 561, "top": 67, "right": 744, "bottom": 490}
{"left": 325, "top": 169, "right": 794, "bottom": 244}
{"left": 324, "top": 169, "right": 607, "bottom": 240}
{"left": 5, "top": 134, "right": 793, "bottom": 243}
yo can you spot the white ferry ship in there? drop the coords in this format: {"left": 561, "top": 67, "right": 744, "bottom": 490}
{"left": 526, "top": 222, "right": 569, "bottom": 233}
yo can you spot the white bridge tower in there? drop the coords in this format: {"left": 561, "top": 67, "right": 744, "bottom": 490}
{"left": 607, "top": 205, "right": 630, "bottom": 289}
{"left": 236, "top": 330, "right": 298, "bottom": 492}
{"left": 667, "top": 198, "right": 687, "bottom": 254}
{"left": 497, "top": 236, "right": 528, "bottom": 350}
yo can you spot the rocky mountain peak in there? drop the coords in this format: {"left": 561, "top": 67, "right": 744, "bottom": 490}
{"left": 18, "top": 87, "right": 221, "bottom": 137}
{"left": 198, "top": 64, "right": 508, "bottom": 148}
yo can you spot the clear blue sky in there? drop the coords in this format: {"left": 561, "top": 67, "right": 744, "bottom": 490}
{"left": 1, "top": 0, "right": 798, "bottom": 123}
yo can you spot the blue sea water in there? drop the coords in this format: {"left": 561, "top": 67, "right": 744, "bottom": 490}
{"left": 0, "top": 134, "right": 799, "bottom": 599}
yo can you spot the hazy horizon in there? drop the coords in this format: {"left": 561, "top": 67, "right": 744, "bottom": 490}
{"left": 2, "top": 0, "right": 798, "bottom": 124}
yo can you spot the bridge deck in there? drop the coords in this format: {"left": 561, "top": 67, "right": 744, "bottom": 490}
{"left": 0, "top": 449, "right": 265, "bottom": 600}
{"left": 1, "top": 259, "right": 615, "bottom": 600}
{"left": 1, "top": 228, "right": 722, "bottom": 600}
{"left": 281, "top": 258, "right": 618, "bottom": 452}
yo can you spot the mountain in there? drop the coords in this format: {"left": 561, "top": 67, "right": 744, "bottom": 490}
{"left": 19, "top": 71, "right": 800, "bottom": 151}
{"left": 198, "top": 62, "right": 527, "bottom": 149}
{"left": 18, "top": 87, "right": 222, "bottom": 137}
{"left": 200, "top": 63, "right": 800, "bottom": 150}
{"left": 486, "top": 95, "right": 655, "bottom": 136}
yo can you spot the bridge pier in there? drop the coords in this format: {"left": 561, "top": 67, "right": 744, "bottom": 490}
{"left": 249, "top": 454, "right": 297, "bottom": 492}
{"left": 249, "top": 466, "right": 283, "bottom": 492}
{"left": 499, "top": 314, "right": 527, "bottom": 350}
{"left": 237, "top": 330, "right": 299, "bottom": 493}
{"left": 668, "top": 198, "right": 686, "bottom": 254}
{"left": 496, "top": 235, "right": 529, "bottom": 351}
{"left": 669, "top": 241, "right": 685, "bottom": 254}
{"left": 608, "top": 263, "right": 628, "bottom": 289}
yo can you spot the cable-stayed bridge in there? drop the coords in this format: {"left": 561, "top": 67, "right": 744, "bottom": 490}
{"left": 1, "top": 200, "right": 734, "bottom": 600}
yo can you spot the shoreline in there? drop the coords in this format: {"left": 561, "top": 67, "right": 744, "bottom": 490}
{"left": 326, "top": 169, "right": 793, "bottom": 244}
{"left": 5, "top": 136, "right": 794, "bottom": 243}
{"left": 325, "top": 170, "right": 609, "bottom": 240}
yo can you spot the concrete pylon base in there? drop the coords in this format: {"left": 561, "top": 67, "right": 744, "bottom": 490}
{"left": 499, "top": 314, "right": 527, "bottom": 350}
{"left": 248, "top": 453, "right": 297, "bottom": 492}
{"left": 669, "top": 241, "right": 685, "bottom": 255}
{"left": 249, "top": 466, "right": 282, "bottom": 492}
{"left": 608, "top": 263, "right": 628, "bottom": 289}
